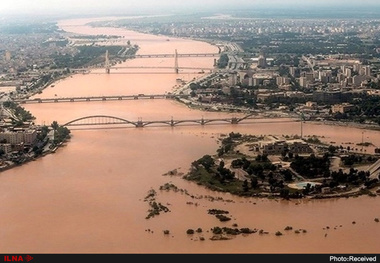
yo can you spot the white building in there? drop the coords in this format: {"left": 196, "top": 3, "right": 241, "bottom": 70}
{"left": 0, "top": 129, "right": 37, "bottom": 147}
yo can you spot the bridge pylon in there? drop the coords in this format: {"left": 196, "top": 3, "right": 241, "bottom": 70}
{"left": 174, "top": 49, "right": 179, "bottom": 74}
{"left": 105, "top": 50, "right": 111, "bottom": 74}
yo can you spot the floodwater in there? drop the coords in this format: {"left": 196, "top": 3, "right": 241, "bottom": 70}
{"left": 0, "top": 17, "right": 379, "bottom": 254}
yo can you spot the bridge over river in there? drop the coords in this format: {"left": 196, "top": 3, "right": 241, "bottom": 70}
{"left": 70, "top": 50, "right": 220, "bottom": 74}
{"left": 63, "top": 114, "right": 297, "bottom": 128}
{"left": 15, "top": 94, "right": 184, "bottom": 104}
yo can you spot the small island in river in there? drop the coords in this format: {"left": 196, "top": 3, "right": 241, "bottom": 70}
{"left": 183, "top": 132, "right": 380, "bottom": 200}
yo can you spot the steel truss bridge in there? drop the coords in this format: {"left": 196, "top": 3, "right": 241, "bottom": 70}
{"left": 63, "top": 114, "right": 297, "bottom": 128}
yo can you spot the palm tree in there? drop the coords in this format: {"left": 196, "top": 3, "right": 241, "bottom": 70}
{"left": 51, "top": 121, "right": 59, "bottom": 131}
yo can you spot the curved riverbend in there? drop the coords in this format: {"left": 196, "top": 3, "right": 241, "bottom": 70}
{"left": 0, "top": 17, "right": 379, "bottom": 254}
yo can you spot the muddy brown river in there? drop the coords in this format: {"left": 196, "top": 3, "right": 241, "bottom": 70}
{"left": 0, "top": 17, "right": 379, "bottom": 253}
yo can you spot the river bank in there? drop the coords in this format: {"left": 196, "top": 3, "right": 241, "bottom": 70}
{"left": 182, "top": 132, "right": 380, "bottom": 201}
{"left": 0, "top": 129, "right": 70, "bottom": 172}
{"left": 1, "top": 16, "right": 380, "bottom": 254}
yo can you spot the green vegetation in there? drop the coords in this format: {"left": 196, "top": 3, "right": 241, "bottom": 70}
{"left": 341, "top": 154, "right": 377, "bottom": 166}
{"left": 217, "top": 53, "right": 229, "bottom": 68}
{"left": 241, "top": 32, "right": 379, "bottom": 58}
{"left": 185, "top": 133, "right": 299, "bottom": 198}
{"left": 0, "top": 102, "right": 71, "bottom": 164}
{"left": 330, "top": 94, "right": 380, "bottom": 125}
{"left": 52, "top": 44, "right": 139, "bottom": 69}
{"left": 184, "top": 133, "right": 380, "bottom": 200}
{"left": 290, "top": 154, "right": 331, "bottom": 178}
{"left": 211, "top": 226, "right": 257, "bottom": 236}
{"left": 143, "top": 188, "right": 170, "bottom": 219}
{"left": 208, "top": 209, "right": 231, "bottom": 222}
{"left": 50, "top": 121, "right": 71, "bottom": 146}
{"left": 53, "top": 46, "right": 119, "bottom": 69}
{"left": 3, "top": 101, "right": 35, "bottom": 125}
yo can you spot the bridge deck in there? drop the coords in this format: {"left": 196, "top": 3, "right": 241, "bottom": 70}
{"left": 15, "top": 94, "right": 184, "bottom": 104}
{"left": 62, "top": 115, "right": 297, "bottom": 128}
{"left": 128, "top": 53, "right": 220, "bottom": 58}
{"left": 368, "top": 159, "right": 380, "bottom": 178}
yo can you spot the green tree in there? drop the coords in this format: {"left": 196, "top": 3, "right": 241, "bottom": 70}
{"left": 51, "top": 121, "right": 59, "bottom": 131}
{"left": 196, "top": 155, "right": 215, "bottom": 172}
{"left": 251, "top": 177, "right": 258, "bottom": 189}
{"left": 242, "top": 179, "right": 249, "bottom": 192}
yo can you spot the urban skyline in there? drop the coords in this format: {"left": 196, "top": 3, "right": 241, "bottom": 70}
{"left": 1, "top": 0, "right": 380, "bottom": 16}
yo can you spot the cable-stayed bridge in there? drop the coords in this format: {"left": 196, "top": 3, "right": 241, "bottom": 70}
{"left": 69, "top": 49, "right": 220, "bottom": 74}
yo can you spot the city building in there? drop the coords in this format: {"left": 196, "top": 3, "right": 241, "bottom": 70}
{"left": 4, "top": 50, "right": 11, "bottom": 61}
{"left": 0, "top": 143, "right": 12, "bottom": 154}
{"left": 352, "top": 75, "right": 367, "bottom": 87}
{"left": 229, "top": 72, "right": 238, "bottom": 86}
{"left": 0, "top": 128, "right": 37, "bottom": 148}
{"left": 331, "top": 103, "right": 356, "bottom": 114}
{"left": 299, "top": 77, "right": 307, "bottom": 88}
{"left": 345, "top": 68, "right": 352, "bottom": 78}
{"left": 257, "top": 49, "right": 267, "bottom": 68}
{"left": 289, "top": 66, "right": 296, "bottom": 77}
{"left": 276, "top": 76, "right": 290, "bottom": 86}
{"left": 257, "top": 139, "right": 313, "bottom": 155}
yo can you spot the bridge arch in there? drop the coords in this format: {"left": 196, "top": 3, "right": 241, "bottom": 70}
{"left": 236, "top": 113, "right": 259, "bottom": 122}
{"left": 61, "top": 113, "right": 280, "bottom": 129}
{"left": 142, "top": 121, "right": 174, "bottom": 127}
{"left": 204, "top": 119, "right": 233, "bottom": 125}
{"left": 173, "top": 120, "right": 207, "bottom": 126}
{"left": 63, "top": 115, "right": 137, "bottom": 127}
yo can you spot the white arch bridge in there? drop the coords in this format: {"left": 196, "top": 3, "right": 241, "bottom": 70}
{"left": 63, "top": 114, "right": 296, "bottom": 128}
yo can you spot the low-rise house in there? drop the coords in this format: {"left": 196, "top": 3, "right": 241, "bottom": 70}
{"left": 259, "top": 139, "right": 313, "bottom": 155}
{"left": 331, "top": 103, "right": 356, "bottom": 114}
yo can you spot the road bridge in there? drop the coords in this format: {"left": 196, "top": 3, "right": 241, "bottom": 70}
{"left": 128, "top": 53, "right": 220, "bottom": 58}
{"left": 100, "top": 66, "right": 214, "bottom": 70}
{"left": 62, "top": 114, "right": 297, "bottom": 128}
{"left": 14, "top": 94, "right": 184, "bottom": 104}
{"left": 71, "top": 50, "right": 220, "bottom": 74}
{"left": 367, "top": 159, "right": 380, "bottom": 179}
{"left": 71, "top": 66, "right": 215, "bottom": 75}
{"left": 73, "top": 71, "right": 210, "bottom": 75}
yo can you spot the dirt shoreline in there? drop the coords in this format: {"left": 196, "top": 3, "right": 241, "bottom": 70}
{"left": 309, "top": 120, "right": 380, "bottom": 131}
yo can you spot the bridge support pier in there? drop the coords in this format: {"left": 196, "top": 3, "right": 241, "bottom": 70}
{"left": 231, "top": 117, "right": 239, "bottom": 124}
{"left": 174, "top": 49, "right": 179, "bottom": 74}
{"left": 136, "top": 118, "right": 144, "bottom": 127}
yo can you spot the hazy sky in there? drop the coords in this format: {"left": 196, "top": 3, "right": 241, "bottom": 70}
{"left": 1, "top": 0, "right": 380, "bottom": 16}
